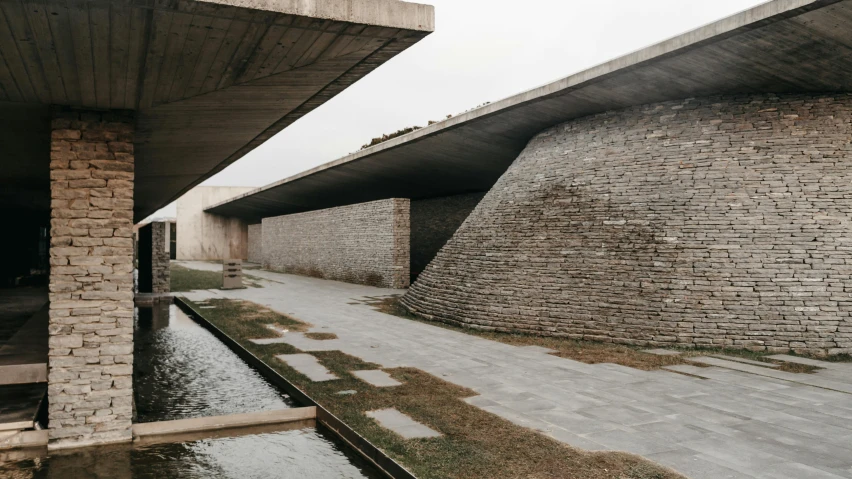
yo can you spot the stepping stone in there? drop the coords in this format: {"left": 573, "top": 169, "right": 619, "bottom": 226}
{"left": 642, "top": 349, "right": 682, "bottom": 356}
{"left": 352, "top": 370, "right": 402, "bottom": 387}
{"left": 275, "top": 354, "right": 338, "bottom": 382}
{"left": 198, "top": 306, "right": 216, "bottom": 309}
{"left": 249, "top": 337, "right": 289, "bottom": 345}
{"left": 336, "top": 390, "right": 357, "bottom": 396}
{"left": 709, "top": 354, "right": 779, "bottom": 368}
{"left": 366, "top": 409, "right": 441, "bottom": 439}
{"left": 265, "top": 324, "right": 290, "bottom": 334}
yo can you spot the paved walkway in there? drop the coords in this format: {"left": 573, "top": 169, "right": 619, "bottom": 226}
{"left": 177, "top": 262, "right": 852, "bottom": 479}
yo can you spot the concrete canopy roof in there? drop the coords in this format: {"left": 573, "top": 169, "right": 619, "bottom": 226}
{"left": 0, "top": 0, "right": 433, "bottom": 221}
{"left": 207, "top": 0, "right": 852, "bottom": 222}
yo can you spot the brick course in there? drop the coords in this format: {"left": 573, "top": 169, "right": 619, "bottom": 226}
{"left": 262, "top": 199, "right": 410, "bottom": 288}
{"left": 48, "top": 107, "right": 135, "bottom": 448}
{"left": 403, "top": 93, "right": 852, "bottom": 355}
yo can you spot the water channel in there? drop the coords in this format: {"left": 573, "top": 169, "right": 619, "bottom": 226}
{"left": 0, "top": 302, "right": 383, "bottom": 479}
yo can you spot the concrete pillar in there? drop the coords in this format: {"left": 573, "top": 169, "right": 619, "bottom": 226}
{"left": 48, "top": 107, "right": 135, "bottom": 449}
{"left": 137, "top": 222, "right": 170, "bottom": 294}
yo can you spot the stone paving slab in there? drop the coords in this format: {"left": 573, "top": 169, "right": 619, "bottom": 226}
{"left": 366, "top": 409, "right": 441, "bottom": 439}
{"left": 352, "top": 370, "right": 402, "bottom": 387}
{"left": 767, "top": 354, "right": 842, "bottom": 369}
{"left": 709, "top": 355, "right": 780, "bottom": 369}
{"left": 687, "top": 357, "right": 852, "bottom": 394}
{"left": 176, "top": 262, "right": 852, "bottom": 479}
{"left": 274, "top": 354, "right": 337, "bottom": 382}
{"left": 643, "top": 348, "right": 683, "bottom": 356}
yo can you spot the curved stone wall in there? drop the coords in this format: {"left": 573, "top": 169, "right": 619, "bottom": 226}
{"left": 402, "top": 93, "right": 852, "bottom": 354}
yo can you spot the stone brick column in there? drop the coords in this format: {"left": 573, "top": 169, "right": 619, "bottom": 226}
{"left": 138, "top": 222, "right": 170, "bottom": 294}
{"left": 48, "top": 107, "right": 135, "bottom": 449}
{"left": 151, "top": 222, "right": 170, "bottom": 294}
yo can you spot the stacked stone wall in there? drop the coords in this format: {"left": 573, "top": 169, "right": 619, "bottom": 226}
{"left": 247, "top": 224, "right": 263, "bottom": 264}
{"left": 403, "top": 93, "right": 852, "bottom": 355}
{"left": 150, "top": 222, "right": 170, "bottom": 294}
{"left": 262, "top": 199, "right": 410, "bottom": 288}
{"left": 48, "top": 108, "right": 135, "bottom": 448}
{"left": 410, "top": 193, "right": 485, "bottom": 280}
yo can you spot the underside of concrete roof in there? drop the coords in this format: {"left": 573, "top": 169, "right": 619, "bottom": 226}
{"left": 0, "top": 0, "right": 434, "bottom": 221}
{"left": 206, "top": 0, "right": 852, "bottom": 222}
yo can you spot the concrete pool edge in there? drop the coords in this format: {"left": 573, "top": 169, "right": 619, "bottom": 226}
{"left": 1, "top": 401, "right": 317, "bottom": 452}
{"left": 173, "top": 296, "right": 418, "bottom": 479}
{"left": 132, "top": 407, "right": 317, "bottom": 440}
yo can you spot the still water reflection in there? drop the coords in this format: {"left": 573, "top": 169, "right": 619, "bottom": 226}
{"left": 0, "top": 426, "right": 383, "bottom": 478}
{"left": 0, "top": 302, "right": 382, "bottom": 478}
{"left": 134, "top": 302, "right": 295, "bottom": 422}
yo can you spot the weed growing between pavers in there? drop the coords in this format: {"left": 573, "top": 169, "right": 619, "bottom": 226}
{"left": 304, "top": 332, "right": 338, "bottom": 340}
{"left": 365, "top": 296, "right": 824, "bottom": 374}
{"left": 188, "top": 298, "right": 685, "bottom": 479}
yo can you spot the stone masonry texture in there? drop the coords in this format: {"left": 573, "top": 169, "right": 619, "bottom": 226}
{"left": 48, "top": 107, "right": 135, "bottom": 448}
{"left": 403, "top": 93, "right": 852, "bottom": 355}
{"left": 247, "top": 223, "right": 262, "bottom": 264}
{"left": 263, "top": 199, "right": 410, "bottom": 288}
{"left": 410, "top": 193, "right": 485, "bottom": 281}
{"left": 150, "top": 222, "right": 170, "bottom": 294}
{"left": 137, "top": 221, "right": 170, "bottom": 294}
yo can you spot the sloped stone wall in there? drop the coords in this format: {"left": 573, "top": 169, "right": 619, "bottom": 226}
{"left": 410, "top": 193, "right": 485, "bottom": 281}
{"left": 403, "top": 93, "right": 852, "bottom": 355}
{"left": 262, "top": 199, "right": 410, "bottom": 288}
{"left": 48, "top": 107, "right": 135, "bottom": 448}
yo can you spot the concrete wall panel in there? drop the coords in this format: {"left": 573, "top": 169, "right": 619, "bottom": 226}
{"left": 176, "top": 187, "right": 254, "bottom": 261}
{"left": 403, "top": 93, "right": 852, "bottom": 355}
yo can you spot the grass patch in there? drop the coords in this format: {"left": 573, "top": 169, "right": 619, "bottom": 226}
{"left": 304, "top": 332, "right": 338, "bottom": 340}
{"left": 365, "top": 297, "right": 823, "bottom": 374}
{"left": 170, "top": 264, "right": 222, "bottom": 291}
{"left": 194, "top": 299, "right": 309, "bottom": 339}
{"left": 170, "top": 264, "right": 262, "bottom": 291}
{"left": 188, "top": 298, "right": 685, "bottom": 479}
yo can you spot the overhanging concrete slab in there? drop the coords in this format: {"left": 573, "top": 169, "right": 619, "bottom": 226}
{"left": 206, "top": 0, "right": 852, "bottom": 221}
{"left": 0, "top": 0, "right": 434, "bottom": 221}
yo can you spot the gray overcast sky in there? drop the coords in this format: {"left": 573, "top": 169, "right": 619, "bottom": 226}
{"left": 147, "top": 0, "right": 766, "bottom": 220}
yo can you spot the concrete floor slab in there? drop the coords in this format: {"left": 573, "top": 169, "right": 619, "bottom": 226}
{"left": 274, "top": 354, "right": 338, "bottom": 382}
{"left": 0, "top": 383, "right": 45, "bottom": 431}
{"left": 176, "top": 262, "right": 852, "bottom": 479}
{"left": 365, "top": 409, "right": 440, "bottom": 439}
{"left": 352, "top": 370, "right": 402, "bottom": 387}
